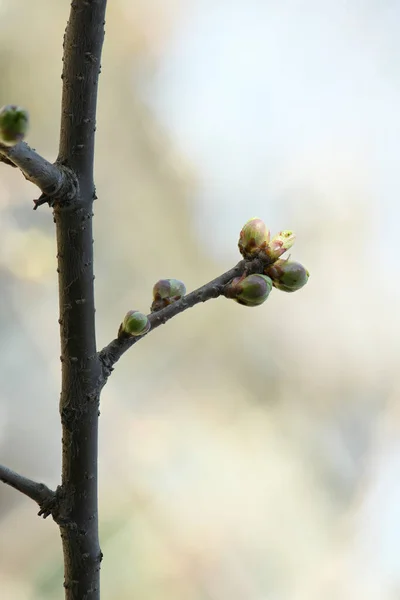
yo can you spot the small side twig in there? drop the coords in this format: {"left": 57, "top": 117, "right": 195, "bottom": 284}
{"left": 99, "top": 256, "right": 270, "bottom": 378}
{"left": 0, "top": 141, "right": 78, "bottom": 206}
{"left": 0, "top": 463, "right": 56, "bottom": 518}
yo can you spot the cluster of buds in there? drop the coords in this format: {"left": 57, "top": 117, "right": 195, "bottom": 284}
{"left": 151, "top": 278, "right": 186, "bottom": 312}
{"left": 118, "top": 310, "right": 150, "bottom": 338}
{"left": 0, "top": 105, "right": 29, "bottom": 146}
{"left": 119, "top": 219, "right": 307, "bottom": 335}
{"left": 227, "top": 217, "right": 309, "bottom": 306}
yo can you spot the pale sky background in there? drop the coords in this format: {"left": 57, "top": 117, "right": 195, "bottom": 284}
{"left": 141, "top": 1, "right": 400, "bottom": 593}
{"left": 146, "top": 0, "right": 399, "bottom": 267}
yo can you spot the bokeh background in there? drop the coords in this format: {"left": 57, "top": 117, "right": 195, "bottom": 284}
{"left": 0, "top": 0, "right": 399, "bottom": 598}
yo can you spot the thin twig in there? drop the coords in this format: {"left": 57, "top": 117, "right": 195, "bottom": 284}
{"left": 0, "top": 463, "right": 56, "bottom": 518}
{"left": 99, "top": 256, "right": 270, "bottom": 377}
{"left": 0, "top": 142, "right": 77, "bottom": 205}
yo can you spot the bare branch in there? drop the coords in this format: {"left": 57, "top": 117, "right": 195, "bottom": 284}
{"left": 0, "top": 463, "right": 56, "bottom": 518}
{"left": 99, "top": 256, "right": 270, "bottom": 378}
{"left": 55, "top": 1, "right": 108, "bottom": 598}
{"left": 0, "top": 141, "right": 77, "bottom": 205}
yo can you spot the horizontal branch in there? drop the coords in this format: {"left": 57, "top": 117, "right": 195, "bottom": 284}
{"left": 0, "top": 141, "right": 77, "bottom": 206}
{"left": 99, "top": 256, "right": 270, "bottom": 378}
{"left": 0, "top": 463, "right": 56, "bottom": 518}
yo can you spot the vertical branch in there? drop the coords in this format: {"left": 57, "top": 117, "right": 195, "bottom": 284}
{"left": 55, "top": 1, "right": 107, "bottom": 598}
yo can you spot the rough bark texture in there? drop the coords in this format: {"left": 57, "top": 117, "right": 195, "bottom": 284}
{"left": 55, "top": 1, "right": 107, "bottom": 598}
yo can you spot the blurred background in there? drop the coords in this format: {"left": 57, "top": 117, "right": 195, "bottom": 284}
{"left": 0, "top": 0, "right": 399, "bottom": 598}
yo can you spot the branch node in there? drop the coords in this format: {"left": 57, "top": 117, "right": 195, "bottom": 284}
{"left": 33, "top": 164, "right": 79, "bottom": 210}
{"left": 0, "top": 463, "right": 57, "bottom": 518}
{"left": 37, "top": 485, "right": 59, "bottom": 519}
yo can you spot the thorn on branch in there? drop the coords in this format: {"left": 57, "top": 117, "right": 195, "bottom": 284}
{"left": 33, "top": 193, "right": 52, "bottom": 210}
{"left": 37, "top": 485, "right": 60, "bottom": 519}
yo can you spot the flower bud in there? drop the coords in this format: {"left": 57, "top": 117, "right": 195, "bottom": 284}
{"left": 225, "top": 273, "right": 273, "bottom": 307}
{"left": 265, "top": 230, "right": 295, "bottom": 260}
{"left": 119, "top": 310, "right": 150, "bottom": 337}
{"left": 151, "top": 278, "right": 186, "bottom": 312}
{"left": 266, "top": 259, "right": 309, "bottom": 292}
{"left": 0, "top": 105, "right": 29, "bottom": 146}
{"left": 238, "top": 218, "right": 270, "bottom": 258}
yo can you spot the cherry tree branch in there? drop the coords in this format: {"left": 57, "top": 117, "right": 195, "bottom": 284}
{"left": 0, "top": 142, "right": 77, "bottom": 206}
{"left": 0, "top": 463, "right": 56, "bottom": 518}
{"left": 55, "top": 1, "right": 108, "bottom": 598}
{"left": 99, "top": 256, "right": 270, "bottom": 378}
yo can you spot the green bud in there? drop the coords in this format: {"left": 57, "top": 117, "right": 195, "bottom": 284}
{"left": 265, "top": 230, "right": 295, "bottom": 260}
{"left": 119, "top": 310, "right": 150, "bottom": 337}
{"left": 266, "top": 259, "right": 309, "bottom": 292}
{"left": 238, "top": 217, "right": 270, "bottom": 258}
{"left": 0, "top": 105, "right": 29, "bottom": 146}
{"left": 153, "top": 278, "right": 186, "bottom": 301}
{"left": 225, "top": 273, "right": 273, "bottom": 307}
{"left": 151, "top": 278, "right": 186, "bottom": 312}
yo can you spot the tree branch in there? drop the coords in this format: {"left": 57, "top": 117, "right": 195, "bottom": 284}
{"left": 0, "top": 141, "right": 77, "bottom": 205}
{"left": 99, "top": 256, "right": 270, "bottom": 378}
{"left": 55, "top": 1, "right": 107, "bottom": 598}
{"left": 0, "top": 463, "right": 56, "bottom": 518}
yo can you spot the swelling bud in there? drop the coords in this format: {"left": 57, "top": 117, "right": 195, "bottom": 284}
{"left": 151, "top": 278, "right": 186, "bottom": 312}
{"left": 238, "top": 218, "right": 270, "bottom": 258}
{"left": 225, "top": 273, "right": 273, "bottom": 307}
{"left": 265, "top": 230, "right": 295, "bottom": 260}
{"left": 0, "top": 105, "right": 29, "bottom": 146}
{"left": 266, "top": 259, "right": 309, "bottom": 292}
{"left": 119, "top": 310, "right": 150, "bottom": 337}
